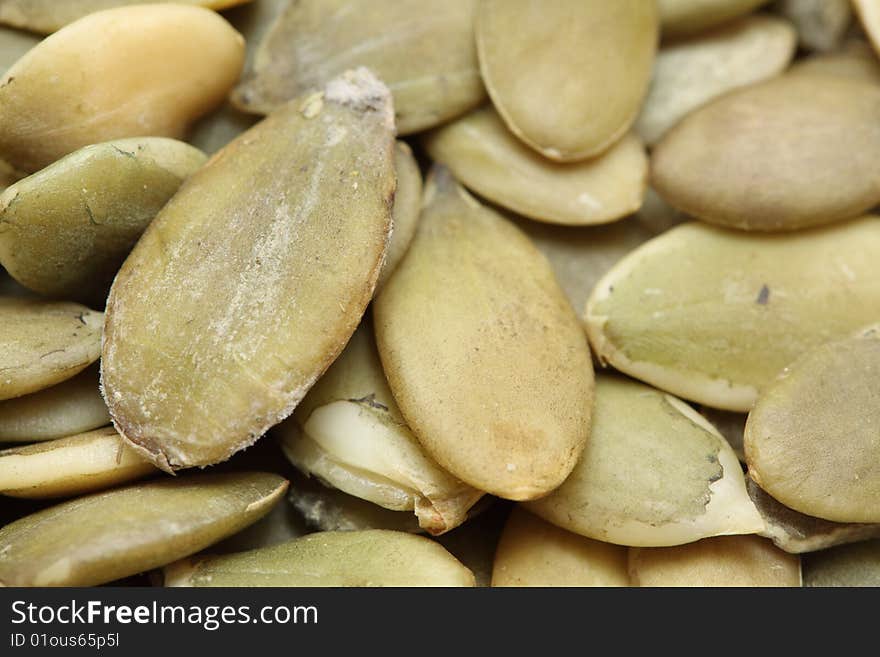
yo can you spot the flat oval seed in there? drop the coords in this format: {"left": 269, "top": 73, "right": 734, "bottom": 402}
{"left": 164, "top": 530, "right": 475, "bottom": 587}
{"left": 103, "top": 69, "right": 396, "bottom": 472}
{"left": 0, "top": 426, "right": 156, "bottom": 498}
{"left": 374, "top": 169, "right": 594, "bottom": 501}
{"left": 585, "top": 217, "right": 880, "bottom": 411}
{"left": 636, "top": 15, "right": 796, "bottom": 146}
{"left": 653, "top": 76, "right": 880, "bottom": 231}
{"left": 0, "top": 471, "right": 288, "bottom": 586}
{"left": 424, "top": 106, "right": 647, "bottom": 226}
{"left": 492, "top": 507, "right": 630, "bottom": 587}
{"left": 745, "top": 325, "right": 880, "bottom": 523}
{"left": 804, "top": 540, "right": 880, "bottom": 587}
{"left": 277, "top": 322, "right": 483, "bottom": 535}
{"left": 775, "top": 0, "right": 851, "bottom": 53}
{"left": 658, "top": 0, "right": 771, "bottom": 37}
{"left": 377, "top": 141, "right": 423, "bottom": 289}
{"left": 0, "top": 298, "right": 102, "bottom": 401}
{"left": 526, "top": 376, "right": 763, "bottom": 547}
{"left": 232, "top": 0, "right": 485, "bottom": 135}
{"left": 789, "top": 40, "right": 880, "bottom": 84}
{"left": 0, "top": 5, "right": 244, "bottom": 173}
{"left": 0, "top": 138, "right": 207, "bottom": 306}
{"left": 0, "top": 1, "right": 253, "bottom": 34}
{"left": 476, "top": 0, "right": 657, "bottom": 161}
{"left": 629, "top": 535, "right": 801, "bottom": 587}
{"left": 0, "top": 364, "right": 109, "bottom": 442}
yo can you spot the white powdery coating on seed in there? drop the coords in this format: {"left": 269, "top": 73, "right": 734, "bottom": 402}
{"left": 324, "top": 67, "right": 394, "bottom": 129}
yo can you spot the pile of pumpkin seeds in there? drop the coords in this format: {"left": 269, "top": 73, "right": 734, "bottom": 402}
{"left": 1, "top": 0, "right": 879, "bottom": 588}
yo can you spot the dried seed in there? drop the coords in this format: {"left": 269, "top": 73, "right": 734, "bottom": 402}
{"left": 0, "top": 471, "right": 288, "bottom": 586}
{"left": 658, "top": 0, "right": 771, "bottom": 37}
{"left": 102, "top": 69, "right": 396, "bottom": 472}
{"left": 374, "top": 168, "right": 594, "bottom": 501}
{"left": 476, "top": 0, "right": 657, "bottom": 161}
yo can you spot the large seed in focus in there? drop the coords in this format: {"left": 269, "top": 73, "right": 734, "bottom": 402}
{"left": 377, "top": 141, "right": 423, "bottom": 289}
{"left": 636, "top": 15, "right": 796, "bottom": 146}
{"left": 102, "top": 69, "right": 395, "bottom": 472}
{"left": 424, "top": 106, "right": 647, "bottom": 226}
{"left": 0, "top": 426, "right": 156, "bottom": 498}
{"left": 629, "top": 535, "right": 801, "bottom": 587}
{"left": 526, "top": 376, "right": 763, "bottom": 547}
{"left": 277, "top": 322, "right": 483, "bottom": 535}
{"left": 232, "top": 0, "right": 485, "bottom": 135}
{"left": 0, "top": 5, "right": 244, "bottom": 172}
{"left": 745, "top": 325, "right": 880, "bottom": 523}
{"left": 0, "top": 138, "right": 206, "bottom": 306}
{"left": 0, "top": 364, "right": 109, "bottom": 442}
{"left": 653, "top": 76, "right": 880, "bottom": 231}
{"left": 164, "top": 530, "right": 475, "bottom": 587}
{"left": 658, "top": 0, "right": 771, "bottom": 37}
{"left": 0, "top": 298, "right": 102, "bottom": 401}
{"left": 492, "top": 507, "right": 630, "bottom": 587}
{"left": 585, "top": 217, "right": 880, "bottom": 411}
{"left": 0, "top": 471, "right": 288, "bottom": 586}
{"left": 476, "top": 0, "right": 657, "bottom": 161}
{"left": 374, "top": 168, "right": 594, "bottom": 501}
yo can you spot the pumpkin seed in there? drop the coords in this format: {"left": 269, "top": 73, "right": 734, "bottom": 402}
{"left": 585, "top": 217, "right": 880, "bottom": 411}
{"left": 0, "top": 471, "right": 288, "bottom": 586}
{"left": 774, "top": 0, "right": 851, "bottom": 53}
{"left": 424, "top": 106, "right": 647, "bottom": 226}
{"left": 492, "top": 506, "right": 630, "bottom": 587}
{"left": 0, "top": 4, "right": 244, "bottom": 173}
{"left": 788, "top": 39, "right": 880, "bottom": 84}
{"left": 164, "top": 529, "right": 476, "bottom": 587}
{"left": 374, "top": 168, "right": 593, "bottom": 501}
{"left": 476, "top": 0, "right": 657, "bottom": 161}
{"left": 102, "top": 68, "right": 396, "bottom": 472}
{"left": 745, "top": 325, "right": 880, "bottom": 523}
{"left": 0, "top": 137, "right": 206, "bottom": 306}
{"left": 658, "top": 0, "right": 771, "bottom": 37}
{"left": 803, "top": 540, "right": 880, "bottom": 587}
{"left": 636, "top": 14, "right": 796, "bottom": 146}
{"left": 232, "top": 0, "right": 485, "bottom": 136}
{"left": 653, "top": 75, "right": 880, "bottom": 231}
{"left": 0, "top": 363, "right": 109, "bottom": 442}
{"left": 0, "top": 297, "right": 102, "bottom": 401}
{"left": 378, "top": 141, "right": 423, "bottom": 289}
{"left": 0, "top": 426, "right": 156, "bottom": 498}
{"left": 629, "top": 535, "right": 801, "bottom": 587}
{"left": 526, "top": 375, "right": 763, "bottom": 547}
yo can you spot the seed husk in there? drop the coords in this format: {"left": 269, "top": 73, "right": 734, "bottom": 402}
{"left": 0, "top": 471, "right": 288, "bottom": 586}
{"left": 629, "top": 534, "right": 801, "bottom": 587}
{"left": 585, "top": 217, "right": 880, "bottom": 412}
{"left": 374, "top": 168, "right": 594, "bottom": 501}
{"left": 232, "top": 0, "right": 485, "bottom": 136}
{"left": 803, "top": 540, "right": 880, "bottom": 587}
{"left": 476, "top": 0, "right": 657, "bottom": 161}
{"left": 492, "top": 506, "right": 630, "bottom": 587}
{"left": 653, "top": 75, "right": 880, "bottom": 231}
{"left": 0, "top": 137, "right": 207, "bottom": 306}
{"left": 526, "top": 375, "right": 763, "bottom": 547}
{"left": 0, "top": 426, "right": 156, "bottom": 499}
{"left": 424, "top": 106, "right": 647, "bottom": 226}
{"left": 747, "top": 478, "right": 880, "bottom": 554}
{"left": 788, "top": 39, "right": 880, "bottom": 85}
{"left": 0, "top": 363, "right": 109, "bottom": 442}
{"left": 658, "top": 0, "right": 771, "bottom": 37}
{"left": 377, "top": 141, "right": 423, "bottom": 289}
{"left": 636, "top": 14, "right": 796, "bottom": 146}
{"left": 774, "top": 0, "right": 851, "bottom": 53}
{"left": 164, "top": 529, "right": 476, "bottom": 587}
{"left": 102, "top": 68, "right": 396, "bottom": 472}
{"left": 277, "top": 321, "right": 484, "bottom": 535}
{"left": 0, "top": 5, "right": 244, "bottom": 173}
{"left": 0, "top": 297, "right": 102, "bottom": 401}
{"left": 745, "top": 325, "right": 880, "bottom": 523}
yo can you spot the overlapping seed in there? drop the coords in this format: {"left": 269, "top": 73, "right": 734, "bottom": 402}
{"left": 476, "top": 0, "right": 657, "bottom": 161}
{"left": 424, "top": 106, "right": 647, "bottom": 226}
{"left": 492, "top": 507, "right": 630, "bottom": 587}
{"left": 0, "top": 5, "right": 244, "bottom": 173}
{"left": 164, "top": 530, "right": 476, "bottom": 587}
{"left": 658, "top": 0, "right": 771, "bottom": 37}
{"left": 374, "top": 169, "right": 593, "bottom": 501}
{"left": 803, "top": 540, "right": 880, "bottom": 587}
{"left": 0, "top": 471, "right": 288, "bottom": 586}
{"left": 526, "top": 376, "right": 763, "bottom": 547}
{"left": 0, "top": 138, "right": 206, "bottom": 306}
{"left": 277, "top": 322, "right": 483, "bottom": 535}
{"left": 585, "top": 217, "right": 880, "bottom": 411}
{"left": 233, "top": 0, "right": 485, "bottom": 135}
{"left": 378, "top": 141, "right": 423, "bottom": 289}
